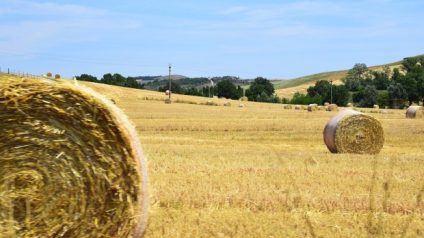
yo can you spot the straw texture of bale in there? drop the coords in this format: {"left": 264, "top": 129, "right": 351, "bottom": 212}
{"left": 294, "top": 105, "right": 301, "bottom": 110}
{"left": 0, "top": 77, "right": 148, "bottom": 237}
{"left": 406, "top": 106, "right": 423, "bottom": 118}
{"left": 307, "top": 104, "right": 318, "bottom": 112}
{"left": 283, "top": 104, "right": 292, "bottom": 109}
{"left": 323, "top": 109, "right": 384, "bottom": 154}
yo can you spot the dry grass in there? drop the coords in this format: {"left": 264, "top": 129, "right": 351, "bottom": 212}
{"left": 2, "top": 75, "right": 423, "bottom": 237}
{"left": 79, "top": 81, "right": 424, "bottom": 237}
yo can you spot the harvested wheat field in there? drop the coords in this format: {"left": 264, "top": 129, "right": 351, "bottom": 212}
{"left": 81, "top": 81, "right": 424, "bottom": 238}
{"left": 2, "top": 74, "right": 424, "bottom": 237}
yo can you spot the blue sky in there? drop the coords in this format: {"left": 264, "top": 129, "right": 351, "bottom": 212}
{"left": 0, "top": 0, "right": 423, "bottom": 79}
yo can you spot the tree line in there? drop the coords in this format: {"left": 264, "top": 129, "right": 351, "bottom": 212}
{"left": 75, "top": 56, "right": 424, "bottom": 108}
{"left": 76, "top": 73, "right": 144, "bottom": 89}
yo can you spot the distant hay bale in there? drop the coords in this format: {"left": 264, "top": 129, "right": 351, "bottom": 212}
{"left": 317, "top": 106, "right": 325, "bottom": 111}
{"left": 307, "top": 104, "right": 318, "bottom": 112}
{"left": 0, "top": 77, "right": 148, "bottom": 237}
{"left": 347, "top": 103, "right": 353, "bottom": 107}
{"left": 294, "top": 105, "right": 301, "bottom": 110}
{"left": 373, "top": 104, "right": 379, "bottom": 109}
{"left": 239, "top": 96, "right": 248, "bottom": 101}
{"left": 283, "top": 104, "right": 292, "bottom": 109}
{"left": 324, "top": 102, "right": 330, "bottom": 106}
{"left": 46, "top": 72, "right": 52, "bottom": 78}
{"left": 165, "top": 90, "right": 170, "bottom": 96}
{"left": 224, "top": 101, "right": 231, "bottom": 107}
{"left": 406, "top": 106, "right": 423, "bottom": 118}
{"left": 326, "top": 104, "right": 338, "bottom": 111}
{"left": 54, "top": 74, "right": 61, "bottom": 79}
{"left": 323, "top": 109, "right": 384, "bottom": 154}
{"left": 205, "top": 100, "right": 218, "bottom": 106}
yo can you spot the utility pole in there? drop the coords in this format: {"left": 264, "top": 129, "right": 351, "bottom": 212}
{"left": 168, "top": 64, "right": 172, "bottom": 101}
{"left": 330, "top": 80, "right": 333, "bottom": 104}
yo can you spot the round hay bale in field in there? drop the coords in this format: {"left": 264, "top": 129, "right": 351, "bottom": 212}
{"left": 323, "top": 109, "right": 384, "bottom": 154}
{"left": 326, "top": 104, "right": 338, "bottom": 111}
{"left": 307, "top": 104, "right": 318, "bottom": 112}
{"left": 224, "top": 101, "right": 231, "bottom": 107}
{"left": 294, "top": 105, "right": 301, "bottom": 110}
{"left": 347, "top": 103, "right": 353, "bottom": 107}
{"left": 0, "top": 78, "right": 148, "bottom": 237}
{"left": 406, "top": 106, "right": 423, "bottom": 118}
{"left": 324, "top": 102, "right": 330, "bottom": 106}
{"left": 239, "top": 96, "right": 248, "bottom": 101}
{"left": 283, "top": 104, "right": 292, "bottom": 109}
{"left": 373, "top": 104, "right": 379, "bottom": 109}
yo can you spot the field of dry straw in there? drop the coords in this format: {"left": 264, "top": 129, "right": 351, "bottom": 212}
{"left": 3, "top": 74, "right": 424, "bottom": 237}
{"left": 80, "top": 81, "right": 424, "bottom": 238}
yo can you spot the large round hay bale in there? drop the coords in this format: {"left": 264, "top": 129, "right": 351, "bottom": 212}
{"left": 323, "top": 109, "right": 384, "bottom": 154}
{"left": 283, "top": 104, "right": 292, "bottom": 109}
{"left": 307, "top": 104, "right": 318, "bottom": 112}
{"left": 294, "top": 105, "right": 301, "bottom": 110}
{"left": 0, "top": 78, "right": 148, "bottom": 237}
{"left": 406, "top": 106, "right": 423, "bottom": 118}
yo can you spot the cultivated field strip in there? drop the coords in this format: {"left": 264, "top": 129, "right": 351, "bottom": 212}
{"left": 43, "top": 81, "right": 424, "bottom": 237}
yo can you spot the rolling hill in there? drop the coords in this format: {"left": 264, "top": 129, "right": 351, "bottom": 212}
{"left": 273, "top": 59, "right": 404, "bottom": 99}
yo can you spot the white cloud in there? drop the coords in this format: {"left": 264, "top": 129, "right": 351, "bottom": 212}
{"left": 0, "top": 0, "right": 107, "bottom": 16}
{"left": 0, "top": 1, "right": 143, "bottom": 53}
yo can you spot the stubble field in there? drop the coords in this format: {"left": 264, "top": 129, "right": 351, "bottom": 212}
{"left": 82, "top": 81, "right": 424, "bottom": 237}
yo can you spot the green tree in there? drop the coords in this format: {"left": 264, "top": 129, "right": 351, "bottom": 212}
{"left": 158, "top": 81, "right": 184, "bottom": 94}
{"left": 372, "top": 71, "right": 390, "bottom": 90}
{"left": 306, "top": 80, "right": 349, "bottom": 106}
{"left": 356, "top": 85, "right": 378, "bottom": 108}
{"left": 387, "top": 83, "right": 408, "bottom": 108}
{"left": 342, "top": 63, "right": 371, "bottom": 91}
{"left": 216, "top": 80, "right": 239, "bottom": 99}
{"left": 290, "top": 92, "right": 322, "bottom": 105}
{"left": 307, "top": 80, "right": 330, "bottom": 100}
{"left": 377, "top": 91, "right": 390, "bottom": 108}
{"left": 331, "top": 85, "right": 350, "bottom": 106}
{"left": 246, "top": 77, "right": 275, "bottom": 101}
{"left": 76, "top": 74, "right": 98, "bottom": 82}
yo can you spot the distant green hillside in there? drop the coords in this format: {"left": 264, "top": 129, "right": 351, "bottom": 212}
{"left": 272, "top": 58, "right": 407, "bottom": 90}
{"left": 272, "top": 70, "right": 346, "bottom": 89}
